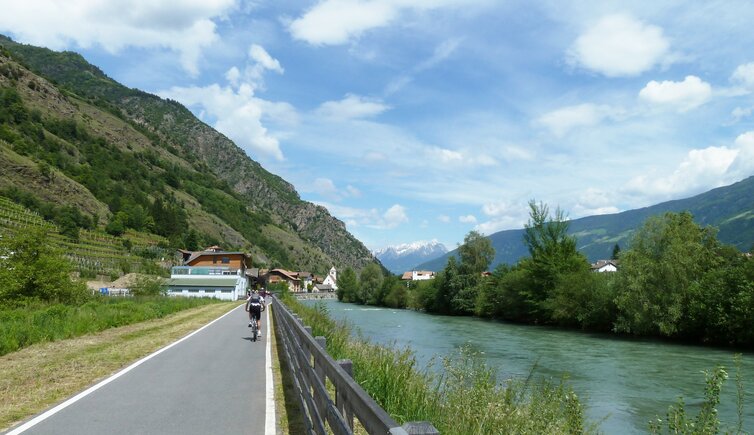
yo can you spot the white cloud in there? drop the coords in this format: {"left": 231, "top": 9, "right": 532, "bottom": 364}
{"left": 364, "top": 151, "right": 388, "bottom": 162}
{"left": 474, "top": 200, "right": 528, "bottom": 234}
{"left": 382, "top": 204, "right": 409, "bottom": 229}
{"left": 502, "top": 145, "right": 534, "bottom": 161}
{"left": 731, "top": 62, "right": 754, "bottom": 90}
{"left": 731, "top": 106, "right": 753, "bottom": 123}
{"left": 438, "top": 215, "right": 451, "bottom": 223}
{"left": 346, "top": 185, "right": 362, "bottom": 197}
{"left": 225, "top": 66, "right": 241, "bottom": 87}
{"left": 313, "top": 178, "right": 339, "bottom": 199}
{"left": 426, "top": 147, "right": 498, "bottom": 167}
{"left": 386, "top": 38, "right": 462, "bottom": 95}
{"left": 307, "top": 178, "right": 362, "bottom": 201}
{"left": 287, "top": 0, "right": 465, "bottom": 46}
{"left": 459, "top": 214, "right": 477, "bottom": 224}
{"left": 727, "top": 131, "right": 754, "bottom": 179}
{"left": 0, "top": 0, "right": 236, "bottom": 76}
{"left": 625, "top": 131, "right": 754, "bottom": 200}
{"left": 159, "top": 44, "right": 292, "bottom": 160}
{"left": 568, "top": 14, "right": 670, "bottom": 77}
{"left": 316, "top": 202, "right": 378, "bottom": 229}
{"left": 537, "top": 103, "right": 622, "bottom": 137}
{"left": 317, "top": 202, "right": 407, "bottom": 230}
{"left": 316, "top": 94, "right": 390, "bottom": 120}
{"left": 572, "top": 188, "right": 620, "bottom": 217}
{"left": 249, "top": 44, "right": 283, "bottom": 74}
{"left": 638, "top": 76, "right": 712, "bottom": 112}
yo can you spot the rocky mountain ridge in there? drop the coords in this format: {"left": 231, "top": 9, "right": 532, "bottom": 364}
{"left": 374, "top": 240, "right": 448, "bottom": 274}
{"left": 0, "top": 35, "right": 377, "bottom": 272}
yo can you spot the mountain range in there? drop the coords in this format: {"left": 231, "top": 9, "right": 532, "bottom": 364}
{"left": 418, "top": 175, "right": 754, "bottom": 272}
{"left": 0, "top": 35, "right": 377, "bottom": 273}
{"left": 374, "top": 240, "right": 448, "bottom": 274}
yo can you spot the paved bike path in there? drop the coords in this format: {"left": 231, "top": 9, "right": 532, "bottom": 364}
{"left": 11, "top": 304, "right": 269, "bottom": 435}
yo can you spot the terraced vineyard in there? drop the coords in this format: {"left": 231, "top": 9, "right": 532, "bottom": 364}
{"left": 0, "top": 197, "right": 170, "bottom": 278}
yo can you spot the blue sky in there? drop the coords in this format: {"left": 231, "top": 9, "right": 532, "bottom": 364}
{"left": 2, "top": 0, "right": 754, "bottom": 251}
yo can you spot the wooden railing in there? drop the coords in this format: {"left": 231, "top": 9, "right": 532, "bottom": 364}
{"left": 272, "top": 296, "right": 440, "bottom": 435}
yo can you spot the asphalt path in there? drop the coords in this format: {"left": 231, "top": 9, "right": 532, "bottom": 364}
{"left": 8, "top": 304, "right": 270, "bottom": 435}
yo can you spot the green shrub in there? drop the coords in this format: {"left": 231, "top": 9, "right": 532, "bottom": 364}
{"left": 0, "top": 229, "right": 89, "bottom": 304}
{"left": 130, "top": 275, "right": 167, "bottom": 296}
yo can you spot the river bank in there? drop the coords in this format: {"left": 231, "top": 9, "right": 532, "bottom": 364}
{"left": 307, "top": 299, "right": 754, "bottom": 434}
{"left": 291, "top": 292, "right": 337, "bottom": 300}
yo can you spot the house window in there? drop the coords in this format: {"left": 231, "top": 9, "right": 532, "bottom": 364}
{"left": 221, "top": 257, "right": 230, "bottom": 264}
{"left": 213, "top": 256, "right": 218, "bottom": 264}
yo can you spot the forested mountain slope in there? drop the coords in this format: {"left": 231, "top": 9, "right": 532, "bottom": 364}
{"left": 0, "top": 35, "right": 376, "bottom": 273}
{"left": 419, "top": 175, "right": 754, "bottom": 271}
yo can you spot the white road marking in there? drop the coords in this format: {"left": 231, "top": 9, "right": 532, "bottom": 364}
{"left": 265, "top": 302, "right": 277, "bottom": 435}
{"left": 6, "top": 304, "right": 242, "bottom": 435}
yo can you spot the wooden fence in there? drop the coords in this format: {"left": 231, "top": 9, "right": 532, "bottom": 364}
{"left": 272, "top": 296, "right": 440, "bottom": 435}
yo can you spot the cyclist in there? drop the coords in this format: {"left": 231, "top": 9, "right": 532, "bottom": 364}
{"left": 245, "top": 290, "right": 265, "bottom": 334}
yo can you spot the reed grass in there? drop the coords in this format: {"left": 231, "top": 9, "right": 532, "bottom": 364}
{"left": 0, "top": 297, "right": 221, "bottom": 355}
{"left": 284, "top": 296, "right": 594, "bottom": 435}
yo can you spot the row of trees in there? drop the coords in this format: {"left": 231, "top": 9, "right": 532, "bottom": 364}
{"left": 338, "top": 202, "right": 754, "bottom": 347}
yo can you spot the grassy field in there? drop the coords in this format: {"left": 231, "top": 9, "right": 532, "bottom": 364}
{"left": 0, "top": 302, "right": 237, "bottom": 432}
{"left": 0, "top": 297, "right": 222, "bottom": 356}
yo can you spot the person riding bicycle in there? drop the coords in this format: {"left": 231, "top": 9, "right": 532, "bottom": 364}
{"left": 245, "top": 290, "right": 265, "bottom": 333}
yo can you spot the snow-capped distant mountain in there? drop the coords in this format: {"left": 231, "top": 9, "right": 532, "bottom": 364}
{"left": 374, "top": 240, "right": 448, "bottom": 274}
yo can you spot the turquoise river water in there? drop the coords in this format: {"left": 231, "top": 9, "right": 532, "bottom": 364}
{"left": 304, "top": 299, "right": 754, "bottom": 434}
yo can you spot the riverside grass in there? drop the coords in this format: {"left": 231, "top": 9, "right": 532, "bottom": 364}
{"left": 283, "top": 296, "right": 594, "bottom": 435}
{"left": 0, "top": 296, "right": 222, "bottom": 356}
{"left": 0, "top": 301, "right": 236, "bottom": 432}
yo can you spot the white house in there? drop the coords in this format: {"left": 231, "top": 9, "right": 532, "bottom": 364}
{"left": 400, "top": 270, "right": 436, "bottom": 281}
{"left": 166, "top": 266, "right": 248, "bottom": 300}
{"left": 591, "top": 260, "right": 618, "bottom": 273}
{"left": 322, "top": 266, "right": 338, "bottom": 290}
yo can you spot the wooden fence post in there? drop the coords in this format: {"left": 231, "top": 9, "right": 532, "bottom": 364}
{"left": 336, "top": 359, "right": 354, "bottom": 431}
{"left": 399, "top": 422, "right": 441, "bottom": 435}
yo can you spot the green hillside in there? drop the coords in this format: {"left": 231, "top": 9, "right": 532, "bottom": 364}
{"left": 0, "top": 36, "right": 376, "bottom": 274}
{"left": 419, "top": 175, "right": 754, "bottom": 271}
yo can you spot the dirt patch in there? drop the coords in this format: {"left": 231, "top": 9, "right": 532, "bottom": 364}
{"left": 85, "top": 273, "right": 165, "bottom": 291}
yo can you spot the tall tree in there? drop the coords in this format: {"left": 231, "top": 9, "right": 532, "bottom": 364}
{"left": 336, "top": 267, "right": 359, "bottom": 303}
{"left": 611, "top": 244, "right": 621, "bottom": 260}
{"left": 457, "top": 230, "right": 495, "bottom": 275}
{"left": 614, "top": 212, "right": 721, "bottom": 336}
{"left": 358, "top": 263, "right": 384, "bottom": 305}
{"left": 521, "top": 200, "right": 588, "bottom": 320}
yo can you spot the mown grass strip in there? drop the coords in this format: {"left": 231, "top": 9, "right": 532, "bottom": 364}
{"left": 270, "top": 304, "right": 307, "bottom": 434}
{"left": 0, "top": 297, "right": 221, "bottom": 356}
{"left": 0, "top": 302, "right": 237, "bottom": 432}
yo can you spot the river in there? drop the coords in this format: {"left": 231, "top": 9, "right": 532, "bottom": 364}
{"left": 303, "top": 299, "right": 754, "bottom": 434}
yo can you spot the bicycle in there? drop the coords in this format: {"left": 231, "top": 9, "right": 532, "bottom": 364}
{"left": 251, "top": 316, "right": 259, "bottom": 342}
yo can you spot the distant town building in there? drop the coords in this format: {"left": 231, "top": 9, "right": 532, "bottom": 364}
{"left": 591, "top": 260, "right": 619, "bottom": 273}
{"left": 400, "top": 270, "right": 436, "bottom": 281}
{"left": 322, "top": 266, "right": 338, "bottom": 290}
{"left": 266, "top": 269, "right": 302, "bottom": 292}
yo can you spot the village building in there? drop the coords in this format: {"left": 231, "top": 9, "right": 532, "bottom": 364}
{"left": 314, "top": 283, "right": 334, "bottom": 292}
{"left": 322, "top": 266, "right": 338, "bottom": 290}
{"left": 166, "top": 246, "right": 251, "bottom": 300}
{"left": 295, "top": 271, "right": 315, "bottom": 292}
{"left": 265, "top": 269, "right": 302, "bottom": 292}
{"left": 400, "top": 270, "right": 436, "bottom": 281}
{"left": 591, "top": 259, "right": 619, "bottom": 273}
